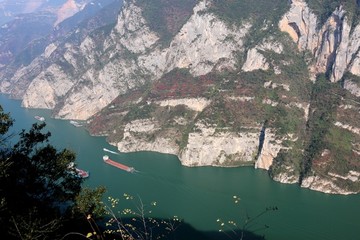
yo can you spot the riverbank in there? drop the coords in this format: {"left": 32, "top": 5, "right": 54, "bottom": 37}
{"left": 1, "top": 94, "right": 360, "bottom": 240}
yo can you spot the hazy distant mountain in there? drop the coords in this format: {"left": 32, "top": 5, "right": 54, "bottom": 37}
{"left": 0, "top": 0, "right": 119, "bottom": 66}
{"left": 0, "top": 0, "right": 67, "bottom": 25}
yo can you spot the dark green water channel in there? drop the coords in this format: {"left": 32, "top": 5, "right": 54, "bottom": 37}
{"left": 1, "top": 94, "right": 359, "bottom": 240}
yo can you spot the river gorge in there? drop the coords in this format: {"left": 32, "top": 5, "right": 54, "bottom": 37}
{"left": 1, "top": 94, "right": 359, "bottom": 240}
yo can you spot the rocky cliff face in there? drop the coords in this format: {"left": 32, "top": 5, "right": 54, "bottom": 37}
{"left": 0, "top": 0, "right": 122, "bottom": 112}
{"left": 12, "top": 0, "right": 251, "bottom": 120}
{"left": 279, "top": 0, "right": 360, "bottom": 82}
{"left": 1, "top": 0, "right": 359, "bottom": 194}
{"left": 274, "top": 0, "right": 360, "bottom": 194}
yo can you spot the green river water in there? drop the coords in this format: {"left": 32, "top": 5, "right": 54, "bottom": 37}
{"left": 1, "top": 94, "right": 359, "bottom": 240}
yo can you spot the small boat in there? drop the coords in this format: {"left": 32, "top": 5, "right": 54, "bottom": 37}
{"left": 68, "top": 162, "right": 89, "bottom": 178}
{"left": 75, "top": 168, "right": 89, "bottom": 178}
{"left": 70, "top": 120, "right": 82, "bottom": 127}
{"left": 34, "top": 116, "right": 45, "bottom": 121}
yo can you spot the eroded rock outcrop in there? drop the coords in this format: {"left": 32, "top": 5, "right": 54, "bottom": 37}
{"left": 255, "top": 129, "right": 283, "bottom": 170}
{"left": 165, "top": 1, "right": 250, "bottom": 76}
{"left": 116, "top": 118, "right": 179, "bottom": 155}
{"left": 301, "top": 175, "right": 358, "bottom": 195}
{"left": 242, "top": 39, "right": 283, "bottom": 72}
{"left": 279, "top": 0, "right": 360, "bottom": 82}
{"left": 344, "top": 79, "right": 360, "bottom": 97}
{"left": 179, "top": 122, "right": 260, "bottom": 166}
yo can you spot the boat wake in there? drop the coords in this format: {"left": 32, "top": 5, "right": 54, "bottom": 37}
{"left": 103, "top": 148, "right": 120, "bottom": 155}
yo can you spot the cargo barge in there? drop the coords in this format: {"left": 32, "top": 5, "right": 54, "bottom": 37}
{"left": 103, "top": 155, "right": 135, "bottom": 173}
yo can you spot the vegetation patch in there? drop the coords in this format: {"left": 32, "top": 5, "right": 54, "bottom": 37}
{"left": 135, "top": 0, "right": 198, "bottom": 46}
{"left": 123, "top": 103, "right": 155, "bottom": 122}
{"left": 336, "top": 107, "right": 360, "bottom": 129}
{"left": 300, "top": 74, "right": 343, "bottom": 182}
{"left": 149, "top": 68, "right": 216, "bottom": 99}
{"left": 208, "top": 0, "right": 289, "bottom": 48}
{"left": 305, "top": 0, "right": 360, "bottom": 29}
{"left": 87, "top": 89, "right": 145, "bottom": 136}
{"left": 208, "top": 0, "right": 289, "bottom": 26}
{"left": 266, "top": 104, "right": 305, "bottom": 137}
{"left": 269, "top": 148, "right": 303, "bottom": 181}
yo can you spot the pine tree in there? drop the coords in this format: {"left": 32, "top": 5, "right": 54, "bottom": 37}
{"left": 0, "top": 105, "right": 86, "bottom": 239}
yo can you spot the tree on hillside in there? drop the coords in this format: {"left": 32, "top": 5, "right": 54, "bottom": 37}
{"left": 0, "top": 105, "right": 102, "bottom": 239}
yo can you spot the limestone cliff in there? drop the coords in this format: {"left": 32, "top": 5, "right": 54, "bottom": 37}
{"left": 179, "top": 122, "right": 259, "bottom": 167}
{"left": 279, "top": 0, "right": 360, "bottom": 82}
{"left": 13, "top": 0, "right": 251, "bottom": 120}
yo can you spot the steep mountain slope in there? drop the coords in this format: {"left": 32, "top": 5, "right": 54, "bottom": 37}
{"left": 0, "top": 0, "right": 359, "bottom": 194}
{"left": 0, "top": 0, "right": 101, "bottom": 67}
{"left": 0, "top": 11, "right": 56, "bottom": 66}
{"left": 0, "top": 0, "right": 122, "bottom": 98}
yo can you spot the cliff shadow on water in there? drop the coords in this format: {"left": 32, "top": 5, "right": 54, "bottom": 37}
{"left": 85, "top": 217, "right": 267, "bottom": 240}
